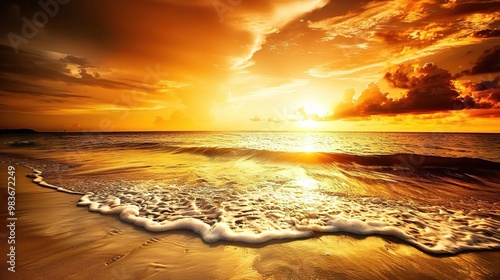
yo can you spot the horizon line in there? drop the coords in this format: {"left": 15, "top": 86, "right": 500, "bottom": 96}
{"left": 1, "top": 128, "right": 499, "bottom": 134}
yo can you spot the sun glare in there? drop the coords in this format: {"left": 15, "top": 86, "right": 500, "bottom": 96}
{"left": 302, "top": 102, "right": 328, "bottom": 116}
{"left": 297, "top": 101, "right": 328, "bottom": 130}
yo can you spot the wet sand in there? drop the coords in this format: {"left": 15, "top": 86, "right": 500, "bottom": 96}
{"left": 1, "top": 163, "right": 499, "bottom": 279}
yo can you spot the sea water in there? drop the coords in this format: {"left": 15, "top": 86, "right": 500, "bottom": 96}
{"left": 1, "top": 131, "right": 499, "bottom": 254}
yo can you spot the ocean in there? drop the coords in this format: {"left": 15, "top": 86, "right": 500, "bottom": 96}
{"left": 1, "top": 131, "right": 499, "bottom": 254}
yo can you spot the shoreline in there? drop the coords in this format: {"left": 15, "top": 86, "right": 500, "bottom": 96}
{"left": 1, "top": 163, "right": 499, "bottom": 279}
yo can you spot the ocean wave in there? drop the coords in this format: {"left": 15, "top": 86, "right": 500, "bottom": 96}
{"left": 75, "top": 140, "right": 500, "bottom": 170}
{"left": 8, "top": 140, "right": 36, "bottom": 147}
{"left": 12, "top": 134, "right": 498, "bottom": 171}
{"left": 164, "top": 146, "right": 500, "bottom": 171}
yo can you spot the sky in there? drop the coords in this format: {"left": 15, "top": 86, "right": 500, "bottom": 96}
{"left": 0, "top": 0, "right": 499, "bottom": 132}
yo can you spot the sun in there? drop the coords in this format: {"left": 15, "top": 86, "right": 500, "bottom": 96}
{"left": 297, "top": 101, "right": 328, "bottom": 129}
{"left": 302, "top": 101, "right": 328, "bottom": 117}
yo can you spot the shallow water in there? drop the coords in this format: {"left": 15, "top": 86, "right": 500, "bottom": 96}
{"left": 1, "top": 131, "right": 499, "bottom": 254}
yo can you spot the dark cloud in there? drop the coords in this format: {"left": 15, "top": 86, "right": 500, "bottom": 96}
{"left": 473, "top": 77, "right": 500, "bottom": 105}
{"left": 1, "top": 86, "right": 89, "bottom": 100}
{"left": 0, "top": 0, "right": 113, "bottom": 53}
{"left": 460, "top": 46, "right": 500, "bottom": 76}
{"left": 489, "top": 92, "right": 500, "bottom": 103}
{"left": 383, "top": 63, "right": 473, "bottom": 112}
{"left": 450, "top": 76, "right": 500, "bottom": 109}
{"left": 475, "top": 77, "right": 500, "bottom": 91}
{"left": 445, "top": 2, "right": 500, "bottom": 17}
{"left": 489, "top": 91, "right": 500, "bottom": 103}
{"left": 0, "top": 44, "right": 139, "bottom": 92}
{"left": 0, "top": 44, "right": 70, "bottom": 80}
{"left": 473, "top": 29, "right": 500, "bottom": 38}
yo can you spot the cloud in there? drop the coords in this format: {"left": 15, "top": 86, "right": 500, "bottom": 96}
{"left": 0, "top": 44, "right": 138, "bottom": 91}
{"left": 77, "top": 67, "right": 96, "bottom": 79}
{"left": 0, "top": 44, "right": 168, "bottom": 115}
{"left": 304, "top": 0, "right": 500, "bottom": 77}
{"left": 306, "top": 61, "right": 386, "bottom": 78}
{"left": 458, "top": 76, "right": 500, "bottom": 106}
{"left": 442, "top": 1, "right": 500, "bottom": 17}
{"left": 489, "top": 91, "right": 500, "bottom": 103}
{"left": 308, "top": 1, "right": 404, "bottom": 39}
{"left": 459, "top": 46, "right": 500, "bottom": 76}
{"left": 326, "top": 83, "right": 391, "bottom": 119}
{"left": 223, "top": 0, "right": 329, "bottom": 70}
{"left": 382, "top": 62, "right": 470, "bottom": 113}
{"left": 372, "top": 30, "right": 407, "bottom": 44}
{"left": 61, "top": 55, "right": 92, "bottom": 67}
{"left": 306, "top": 63, "right": 499, "bottom": 121}
{"left": 250, "top": 116, "right": 262, "bottom": 122}
{"left": 473, "top": 29, "right": 500, "bottom": 38}
{"left": 252, "top": 59, "right": 500, "bottom": 123}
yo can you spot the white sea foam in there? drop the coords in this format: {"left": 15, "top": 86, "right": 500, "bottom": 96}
{"left": 28, "top": 170, "right": 84, "bottom": 195}
{"left": 70, "top": 179, "right": 500, "bottom": 254}
{"left": 20, "top": 167, "right": 500, "bottom": 255}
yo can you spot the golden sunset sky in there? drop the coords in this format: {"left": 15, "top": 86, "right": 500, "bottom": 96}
{"left": 0, "top": 0, "right": 499, "bottom": 132}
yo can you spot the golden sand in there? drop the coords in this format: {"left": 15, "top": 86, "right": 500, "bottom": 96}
{"left": 0, "top": 163, "right": 499, "bottom": 279}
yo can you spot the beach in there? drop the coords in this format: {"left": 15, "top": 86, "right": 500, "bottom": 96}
{"left": 1, "top": 0, "right": 500, "bottom": 278}
{"left": 1, "top": 163, "right": 499, "bottom": 279}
